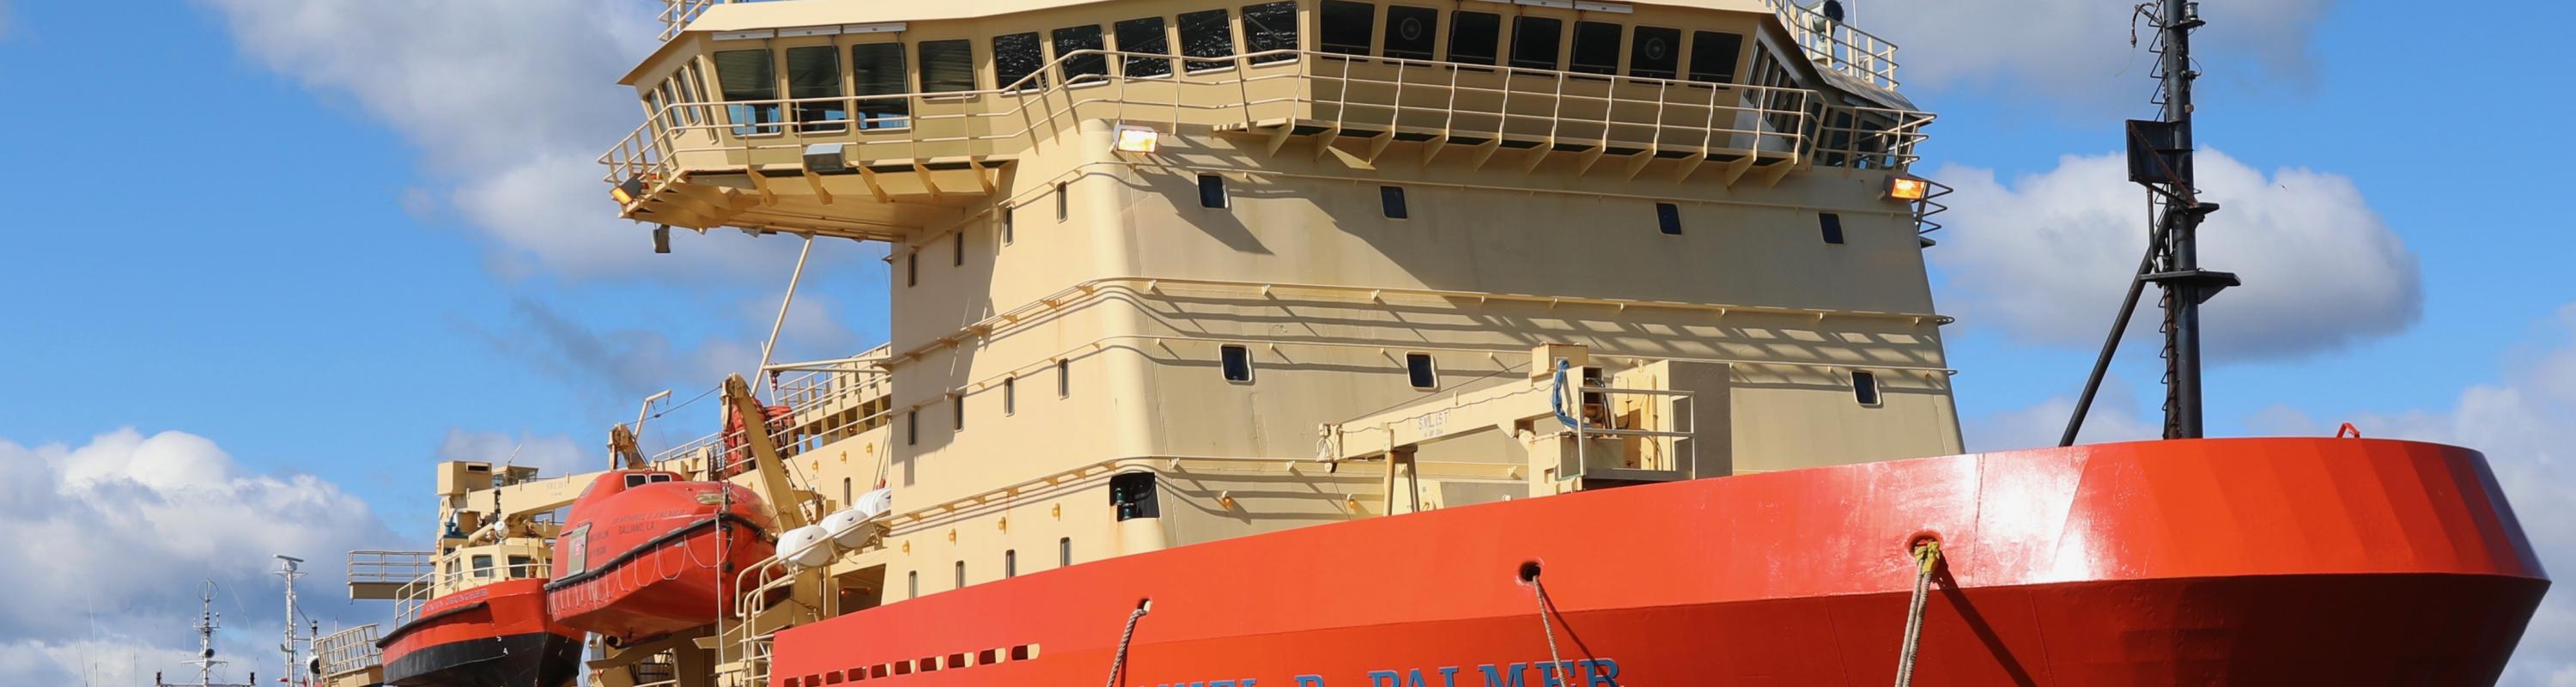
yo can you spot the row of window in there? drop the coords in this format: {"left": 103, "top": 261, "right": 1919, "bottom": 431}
{"left": 781, "top": 642, "right": 1042, "bottom": 685}
{"left": 904, "top": 538, "right": 1074, "bottom": 599}
{"left": 661, "top": 1, "right": 1765, "bottom": 133}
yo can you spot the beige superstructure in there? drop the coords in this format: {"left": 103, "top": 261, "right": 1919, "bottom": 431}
{"left": 345, "top": 1, "right": 1958, "bottom": 684}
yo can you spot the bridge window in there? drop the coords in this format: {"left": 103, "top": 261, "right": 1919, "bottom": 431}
{"left": 1852, "top": 370, "right": 1880, "bottom": 406}
{"left": 1053, "top": 25, "right": 1109, "bottom": 84}
{"left": 994, "top": 32, "right": 1048, "bottom": 91}
{"left": 1630, "top": 26, "right": 1679, "bottom": 79}
{"left": 1220, "top": 344, "right": 1253, "bottom": 382}
{"left": 1820, "top": 213, "right": 1844, "bottom": 245}
{"left": 1510, "top": 16, "right": 1563, "bottom": 70}
{"left": 471, "top": 554, "right": 494, "bottom": 579}
{"left": 786, "top": 46, "right": 847, "bottom": 133}
{"left": 712, "top": 49, "right": 780, "bottom": 135}
{"left": 1242, "top": 2, "right": 1299, "bottom": 64}
{"left": 1656, "top": 203, "right": 1681, "bottom": 235}
{"left": 1383, "top": 5, "right": 1437, "bottom": 60}
{"left": 1448, "top": 11, "right": 1499, "bottom": 66}
{"left": 1688, "top": 31, "right": 1742, "bottom": 83}
{"left": 1570, "top": 21, "right": 1622, "bottom": 75}
{"left": 507, "top": 555, "right": 534, "bottom": 577}
{"left": 1406, "top": 353, "right": 1437, "bottom": 389}
{"left": 1319, "top": 0, "right": 1376, "bottom": 56}
{"left": 1115, "top": 16, "right": 1172, "bottom": 77}
{"left": 1179, "top": 9, "right": 1236, "bottom": 72}
{"left": 1380, "top": 185, "right": 1408, "bottom": 219}
{"left": 851, "top": 42, "right": 910, "bottom": 127}
{"left": 919, "top": 40, "right": 977, "bottom": 93}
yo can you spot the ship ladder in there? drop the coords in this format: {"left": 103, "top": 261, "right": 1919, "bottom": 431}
{"left": 1893, "top": 540, "right": 1944, "bottom": 687}
{"left": 1104, "top": 599, "right": 1152, "bottom": 687}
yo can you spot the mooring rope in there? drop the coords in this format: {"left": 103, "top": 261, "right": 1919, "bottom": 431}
{"left": 1893, "top": 540, "right": 1943, "bottom": 687}
{"left": 1105, "top": 599, "right": 1152, "bottom": 687}
{"left": 1529, "top": 572, "right": 1589, "bottom": 686}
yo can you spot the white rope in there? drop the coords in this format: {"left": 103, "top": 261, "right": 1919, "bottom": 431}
{"left": 1529, "top": 575, "right": 1587, "bottom": 686}
{"left": 1104, "top": 600, "right": 1152, "bottom": 687}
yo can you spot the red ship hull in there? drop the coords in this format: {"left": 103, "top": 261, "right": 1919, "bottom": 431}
{"left": 549, "top": 471, "right": 777, "bottom": 640}
{"left": 769, "top": 438, "right": 2547, "bottom": 686}
{"left": 378, "top": 579, "right": 582, "bottom": 687}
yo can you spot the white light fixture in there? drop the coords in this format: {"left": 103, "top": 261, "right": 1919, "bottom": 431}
{"left": 1886, "top": 175, "right": 1930, "bottom": 201}
{"left": 1113, "top": 125, "right": 1161, "bottom": 154}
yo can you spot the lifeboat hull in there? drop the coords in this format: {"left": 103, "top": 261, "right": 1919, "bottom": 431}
{"left": 767, "top": 438, "right": 2548, "bottom": 686}
{"left": 548, "top": 473, "right": 776, "bottom": 640}
{"left": 378, "top": 579, "right": 581, "bottom": 687}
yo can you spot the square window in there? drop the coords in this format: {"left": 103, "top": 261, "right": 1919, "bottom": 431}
{"left": 1510, "top": 16, "right": 1563, "bottom": 70}
{"left": 1320, "top": 1, "right": 1376, "bottom": 56}
{"left": 994, "top": 33, "right": 1048, "bottom": 91}
{"left": 1570, "top": 21, "right": 1621, "bottom": 75}
{"left": 1853, "top": 370, "right": 1880, "bottom": 406}
{"left": 851, "top": 43, "right": 911, "bottom": 127}
{"left": 1242, "top": 2, "right": 1300, "bottom": 63}
{"left": 1053, "top": 25, "right": 1109, "bottom": 83}
{"left": 1820, "top": 213, "right": 1845, "bottom": 245}
{"left": 1384, "top": 6, "right": 1438, "bottom": 60}
{"left": 1199, "top": 173, "right": 1228, "bottom": 209}
{"left": 1688, "top": 31, "right": 1743, "bottom": 83}
{"left": 1406, "top": 353, "right": 1436, "bottom": 389}
{"left": 712, "top": 49, "right": 780, "bottom": 134}
{"left": 1115, "top": 16, "right": 1173, "bottom": 77}
{"left": 1220, "top": 344, "right": 1253, "bottom": 382}
{"left": 1449, "top": 11, "right": 1500, "bottom": 65}
{"left": 1656, "top": 203, "right": 1681, "bottom": 235}
{"left": 1629, "top": 27, "right": 1680, "bottom": 79}
{"left": 918, "top": 40, "right": 977, "bottom": 94}
{"left": 1380, "top": 185, "right": 1408, "bottom": 219}
{"left": 785, "top": 46, "right": 847, "bottom": 133}
{"left": 1179, "top": 9, "right": 1236, "bottom": 72}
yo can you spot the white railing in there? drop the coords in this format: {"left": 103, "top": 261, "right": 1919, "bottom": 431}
{"left": 389, "top": 561, "right": 554, "bottom": 628}
{"left": 347, "top": 550, "right": 434, "bottom": 588}
{"left": 600, "top": 49, "right": 1929, "bottom": 199}
{"left": 1768, "top": 0, "right": 1902, "bottom": 90}
{"left": 660, "top": 0, "right": 720, "bottom": 41}
{"left": 314, "top": 624, "right": 382, "bottom": 677}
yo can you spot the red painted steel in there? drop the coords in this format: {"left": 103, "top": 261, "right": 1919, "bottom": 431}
{"left": 378, "top": 578, "right": 581, "bottom": 684}
{"left": 767, "top": 438, "right": 2548, "bottom": 686}
{"left": 548, "top": 471, "right": 778, "bottom": 640}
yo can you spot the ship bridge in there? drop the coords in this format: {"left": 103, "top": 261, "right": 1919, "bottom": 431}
{"left": 603, "top": 0, "right": 1931, "bottom": 241}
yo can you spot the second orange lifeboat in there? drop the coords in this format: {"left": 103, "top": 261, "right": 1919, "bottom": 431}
{"left": 544, "top": 471, "right": 776, "bottom": 640}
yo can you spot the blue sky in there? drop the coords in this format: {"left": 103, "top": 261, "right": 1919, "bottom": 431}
{"left": 3, "top": 0, "right": 2573, "bottom": 684}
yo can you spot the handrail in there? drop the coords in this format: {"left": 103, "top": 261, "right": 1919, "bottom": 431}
{"left": 1765, "top": 0, "right": 1903, "bottom": 89}
{"left": 388, "top": 560, "right": 555, "bottom": 628}
{"left": 598, "top": 48, "right": 1929, "bottom": 202}
{"left": 314, "top": 624, "right": 383, "bottom": 676}
{"left": 660, "top": 0, "right": 720, "bottom": 42}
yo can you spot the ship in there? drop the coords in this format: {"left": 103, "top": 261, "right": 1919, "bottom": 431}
{"left": 310, "top": 0, "right": 2546, "bottom": 685}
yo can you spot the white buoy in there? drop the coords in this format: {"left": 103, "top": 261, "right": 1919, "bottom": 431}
{"left": 823, "top": 488, "right": 895, "bottom": 548}
{"left": 777, "top": 525, "right": 834, "bottom": 570}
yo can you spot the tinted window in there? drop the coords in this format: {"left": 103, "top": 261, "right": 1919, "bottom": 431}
{"left": 1003, "top": 376, "right": 1016, "bottom": 414}
{"left": 1115, "top": 17, "right": 1172, "bottom": 77}
{"left": 1220, "top": 344, "right": 1252, "bottom": 381}
{"left": 1380, "top": 185, "right": 1407, "bottom": 219}
{"left": 1656, "top": 203, "right": 1681, "bottom": 235}
{"left": 906, "top": 410, "right": 918, "bottom": 445}
{"left": 1383, "top": 5, "right": 1437, "bottom": 60}
{"left": 994, "top": 33, "right": 1048, "bottom": 91}
{"left": 1820, "top": 212, "right": 1844, "bottom": 244}
{"left": 1179, "top": 9, "right": 1236, "bottom": 71}
{"left": 1448, "top": 11, "right": 1499, "bottom": 65}
{"left": 1054, "top": 25, "right": 1109, "bottom": 83}
{"left": 1570, "top": 21, "right": 1621, "bottom": 75}
{"left": 1198, "top": 173, "right": 1227, "bottom": 208}
{"left": 1057, "top": 359, "right": 1071, "bottom": 397}
{"left": 1406, "top": 353, "right": 1436, "bottom": 389}
{"left": 1853, "top": 371, "right": 1880, "bottom": 405}
{"left": 1242, "top": 2, "right": 1299, "bottom": 63}
{"left": 919, "top": 40, "right": 977, "bottom": 93}
{"left": 1630, "top": 27, "right": 1680, "bottom": 79}
{"left": 1510, "top": 16, "right": 1562, "bottom": 70}
{"left": 1689, "top": 31, "right": 1743, "bottom": 83}
{"left": 852, "top": 43, "right": 910, "bottom": 126}
{"left": 785, "top": 46, "right": 846, "bottom": 132}
{"left": 712, "top": 49, "right": 780, "bottom": 133}
{"left": 1320, "top": 0, "right": 1376, "bottom": 56}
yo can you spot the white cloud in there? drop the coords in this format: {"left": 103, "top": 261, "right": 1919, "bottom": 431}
{"left": 1866, "top": 0, "right": 2336, "bottom": 112}
{"left": 0, "top": 429, "right": 399, "bottom": 684}
{"left": 198, "top": 0, "right": 804, "bottom": 279}
{"left": 437, "top": 429, "right": 595, "bottom": 477}
{"left": 1962, "top": 376, "right": 2161, "bottom": 453}
{"left": 1929, "top": 149, "right": 2421, "bottom": 361}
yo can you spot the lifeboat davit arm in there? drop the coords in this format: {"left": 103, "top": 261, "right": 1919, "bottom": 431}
{"left": 607, "top": 423, "right": 647, "bottom": 471}
{"left": 720, "top": 374, "right": 812, "bottom": 531}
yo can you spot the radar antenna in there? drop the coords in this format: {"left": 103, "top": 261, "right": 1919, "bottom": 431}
{"left": 2062, "top": 0, "right": 2239, "bottom": 445}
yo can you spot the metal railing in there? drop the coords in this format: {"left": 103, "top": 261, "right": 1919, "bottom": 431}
{"left": 1562, "top": 384, "right": 1698, "bottom": 479}
{"left": 659, "top": 0, "right": 720, "bottom": 41}
{"left": 1768, "top": 0, "right": 1902, "bottom": 89}
{"left": 389, "top": 560, "right": 554, "bottom": 628}
{"left": 599, "top": 49, "right": 1929, "bottom": 199}
{"left": 347, "top": 550, "right": 434, "bottom": 587}
{"left": 314, "top": 624, "right": 382, "bottom": 677}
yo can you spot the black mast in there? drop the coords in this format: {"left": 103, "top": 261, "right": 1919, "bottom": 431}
{"left": 2060, "top": 0, "right": 2237, "bottom": 445}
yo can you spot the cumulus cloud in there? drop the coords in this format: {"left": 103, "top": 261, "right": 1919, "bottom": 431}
{"left": 198, "top": 0, "right": 804, "bottom": 279}
{"left": 1867, "top": 0, "right": 2336, "bottom": 112}
{"left": 1929, "top": 149, "right": 2421, "bottom": 361}
{"left": 0, "top": 429, "right": 400, "bottom": 684}
{"left": 1962, "top": 376, "right": 2161, "bottom": 452}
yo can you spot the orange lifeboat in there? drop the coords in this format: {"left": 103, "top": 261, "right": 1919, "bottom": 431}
{"left": 544, "top": 471, "right": 776, "bottom": 640}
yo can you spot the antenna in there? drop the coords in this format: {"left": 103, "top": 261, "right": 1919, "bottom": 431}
{"left": 185, "top": 581, "right": 226, "bottom": 687}
{"left": 275, "top": 556, "right": 306, "bottom": 687}
{"left": 2062, "top": 0, "right": 2238, "bottom": 445}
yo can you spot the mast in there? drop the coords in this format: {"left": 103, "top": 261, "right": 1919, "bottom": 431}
{"left": 2062, "top": 0, "right": 2236, "bottom": 444}
{"left": 185, "top": 583, "right": 225, "bottom": 687}
{"left": 276, "top": 556, "right": 306, "bottom": 687}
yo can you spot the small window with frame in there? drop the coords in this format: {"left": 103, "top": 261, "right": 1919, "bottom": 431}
{"left": 1380, "top": 185, "right": 1408, "bottom": 219}
{"left": 906, "top": 410, "right": 919, "bottom": 445}
{"left": 1003, "top": 376, "right": 1017, "bottom": 415}
{"left": 1220, "top": 344, "right": 1254, "bottom": 382}
{"left": 951, "top": 394, "right": 965, "bottom": 430}
{"left": 1057, "top": 359, "right": 1072, "bottom": 397}
{"left": 952, "top": 231, "right": 965, "bottom": 266}
{"left": 1405, "top": 353, "right": 1437, "bottom": 389}
{"left": 1820, "top": 212, "right": 1845, "bottom": 245}
{"left": 1199, "top": 173, "right": 1229, "bottom": 209}
{"left": 1656, "top": 203, "right": 1682, "bottom": 235}
{"left": 1852, "top": 370, "right": 1881, "bottom": 406}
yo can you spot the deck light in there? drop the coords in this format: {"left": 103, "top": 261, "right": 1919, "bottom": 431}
{"left": 1113, "top": 125, "right": 1161, "bottom": 154}
{"left": 803, "top": 143, "right": 852, "bottom": 173}
{"left": 1886, "top": 175, "right": 1930, "bottom": 201}
{"left": 611, "top": 177, "right": 647, "bottom": 204}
